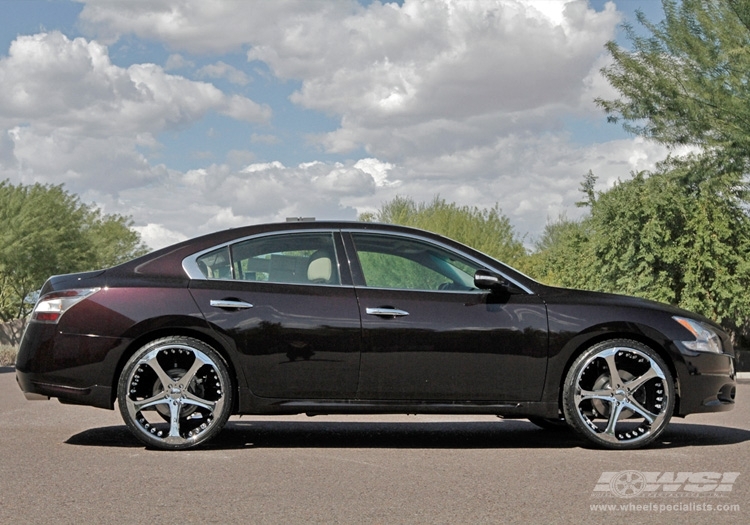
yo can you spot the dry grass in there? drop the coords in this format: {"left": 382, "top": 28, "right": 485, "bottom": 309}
{"left": 0, "top": 345, "right": 17, "bottom": 367}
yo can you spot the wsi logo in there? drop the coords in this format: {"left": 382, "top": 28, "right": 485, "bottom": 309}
{"left": 593, "top": 471, "right": 740, "bottom": 498}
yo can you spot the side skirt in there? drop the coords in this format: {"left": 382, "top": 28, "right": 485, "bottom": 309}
{"left": 236, "top": 388, "right": 560, "bottom": 419}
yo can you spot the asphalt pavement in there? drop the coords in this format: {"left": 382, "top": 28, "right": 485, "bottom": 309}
{"left": 1, "top": 367, "right": 748, "bottom": 524}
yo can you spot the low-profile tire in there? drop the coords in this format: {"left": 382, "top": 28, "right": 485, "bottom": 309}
{"left": 117, "top": 336, "right": 233, "bottom": 450}
{"left": 562, "top": 339, "right": 675, "bottom": 450}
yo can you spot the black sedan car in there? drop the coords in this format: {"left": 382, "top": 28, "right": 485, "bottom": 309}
{"left": 16, "top": 221, "right": 736, "bottom": 450}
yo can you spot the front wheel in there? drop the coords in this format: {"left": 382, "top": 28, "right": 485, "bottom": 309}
{"left": 562, "top": 339, "right": 675, "bottom": 449}
{"left": 117, "top": 336, "right": 233, "bottom": 450}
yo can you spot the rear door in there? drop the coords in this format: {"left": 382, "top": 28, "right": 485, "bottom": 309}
{"left": 189, "top": 231, "right": 361, "bottom": 399}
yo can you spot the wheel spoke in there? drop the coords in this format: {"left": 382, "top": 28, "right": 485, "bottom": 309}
{"left": 577, "top": 387, "right": 613, "bottom": 403}
{"left": 167, "top": 399, "right": 182, "bottom": 438}
{"left": 623, "top": 397, "right": 658, "bottom": 424}
{"left": 575, "top": 388, "right": 614, "bottom": 407}
{"left": 603, "top": 402, "right": 626, "bottom": 436}
{"left": 603, "top": 352, "right": 624, "bottom": 389}
{"left": 128, "top": 391, "right": 170, "bottom": 413}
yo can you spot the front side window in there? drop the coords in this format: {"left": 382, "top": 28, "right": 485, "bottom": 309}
{"left": 196, "top": 233, "right": 340, "bottom": 285}
{"left": 351, "top": 233, "right": 481, "bottom": 291}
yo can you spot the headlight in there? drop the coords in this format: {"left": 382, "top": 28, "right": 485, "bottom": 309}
{"left": 673, "top": 316, "right": 724, "bottom": 354}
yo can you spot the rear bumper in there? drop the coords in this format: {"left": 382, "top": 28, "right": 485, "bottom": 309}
{"left": 15, "top": 321, "right": 125, "bottom": 410}
{"left": 16, "top": 369, "right": 114, "bottom": 408}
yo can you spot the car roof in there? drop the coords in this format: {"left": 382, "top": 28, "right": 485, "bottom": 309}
{"left": 111, "top": 220, "right": 474, "bottom": 278}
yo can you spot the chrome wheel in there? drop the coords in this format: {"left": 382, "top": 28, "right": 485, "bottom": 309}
{"left": 562, "top": 340, "right": 674, "bottom": 449}
{"left": 117, "top": 337, "right": 232, "bottom": 450}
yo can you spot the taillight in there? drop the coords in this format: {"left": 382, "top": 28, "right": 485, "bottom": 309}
{"left": 32, "top": 288, "right": 101, "bottom": 323}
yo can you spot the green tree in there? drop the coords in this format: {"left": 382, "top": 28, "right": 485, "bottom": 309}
{"left": 536, "top": 164, "right": 750, "bottom": 339}
{"left": 0, "top": 181, "right": 148, "bottom": 343}
{"left": 597, "top": 0, "right": 750, "bottom": 164}
{"left": 360, "top": 196, "right": 527, "bottom": 266}
{"left": 84, "top": 208, "right": 147, "bottom": 268}
{"left": 525, "top": 214, "right": 594, "bottom": 289}
{"left": 587, "top": 0, "right": 750, "bottom": 340}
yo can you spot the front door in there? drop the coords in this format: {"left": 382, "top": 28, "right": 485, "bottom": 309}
{"left": 348, "top": 232, "right": 548, "bottom": 402}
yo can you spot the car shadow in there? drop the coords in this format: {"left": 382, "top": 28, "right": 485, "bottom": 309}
{"left": 65, "top": 420, "right": 750, "bottom": 451}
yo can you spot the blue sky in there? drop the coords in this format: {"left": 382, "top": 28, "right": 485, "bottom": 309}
{"left": 0, "top": 0, "right": 668, "bottom": 249}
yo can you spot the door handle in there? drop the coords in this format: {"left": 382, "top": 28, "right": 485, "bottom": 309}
{"left": 210, "top": 299, "right": 254, "bottom": 309}
{"left": 366, "top": 307, "right": 409, "bottom": 318}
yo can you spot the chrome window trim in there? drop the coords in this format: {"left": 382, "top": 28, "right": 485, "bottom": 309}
{"left": 344, "top": 227, "right": 534, "bottom": 295}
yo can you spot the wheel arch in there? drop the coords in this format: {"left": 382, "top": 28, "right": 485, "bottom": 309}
{"left": 552, "top": 326, "right": 682, "bottom": 416}
{"left": 110, "top": 323, "right": 242, "bottom": 413}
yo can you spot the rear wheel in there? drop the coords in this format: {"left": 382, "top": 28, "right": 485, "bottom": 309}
{"left": 562, "top": 339, "right": 674, "bottom": 449}
{"left": 117, "top": 336, "right": 233, "bottom": 450}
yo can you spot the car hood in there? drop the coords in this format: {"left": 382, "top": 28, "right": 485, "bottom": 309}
{"left": 537, "top": 285, "right": 717, "bottom": 325}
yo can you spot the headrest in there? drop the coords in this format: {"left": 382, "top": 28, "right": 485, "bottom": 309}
{"left": 307, "top": 256, "right": 332, "bottom": 283}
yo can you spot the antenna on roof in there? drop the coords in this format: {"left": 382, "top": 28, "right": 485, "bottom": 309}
{"left": 286, "top": 217, "right": 316, "bottom": 222}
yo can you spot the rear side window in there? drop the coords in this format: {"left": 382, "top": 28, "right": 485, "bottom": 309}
{"left": 197, "top": 233, "right": 340, "bottom": 285}
{"left": 195, "top": 247, "right": 232, "bottom": 279}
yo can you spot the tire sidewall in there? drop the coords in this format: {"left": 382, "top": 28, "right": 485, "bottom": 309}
{"left": 117, "top": 336, "right": 233, "bottom": 450}
{"left": 562, "top": 339, "right": 675, "bottom": 450}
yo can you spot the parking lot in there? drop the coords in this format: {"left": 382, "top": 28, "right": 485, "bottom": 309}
{"left": 1, "top": 367, "right": 747, "bottom": 524}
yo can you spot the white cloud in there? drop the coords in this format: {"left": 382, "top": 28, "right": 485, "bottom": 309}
{"left": 134, "top": 223, "right": 188, "bottom": 250}
{"left": 106, "top": 135, "right": 670, "bottom": 250}
{"left": 339, "top": 135, "right": 673, "bottom": 243}
{"left": 0, "top": 30, "right": 271, "bottom": 197}
{"left": 78, "top": 0, "right": 346, "bottom": 53}
{"left": 90, "top": 159, "right": 408, "bottom": 248}
{"left": 5, "top": 125, "right": 163, "bottom": 192}
{"left": 220, "top": 94, "right": 270, "bottom": 122}
{"left": 0, "top": 1, "right": 673, "bottom": 253}
{"left": 354, "top": 158, "right": 399, "bottom": 187}
{"left": 0, "top": 32, "right": 270, "bottom": 134}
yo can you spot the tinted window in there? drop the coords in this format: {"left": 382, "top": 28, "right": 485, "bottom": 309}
{"left": 351, "top": 233, "right": 481, "bottom": 291}
{"left": 195, "top": 247, "right": 232, "bottom": 279}
{"left": 206, "top": 232, "right": 340, "bottom": 285}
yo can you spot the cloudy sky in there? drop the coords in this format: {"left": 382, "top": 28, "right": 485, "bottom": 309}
{"left": 0, "top": 0, "right": 667, "bottom": 250}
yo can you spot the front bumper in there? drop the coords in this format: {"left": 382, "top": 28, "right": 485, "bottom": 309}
{"left": 675, "top": 351, "right": 736, "bottom": 416}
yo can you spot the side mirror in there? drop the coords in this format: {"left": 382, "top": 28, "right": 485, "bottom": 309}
{"left": 474, "top": 269, "right": 515, "bottom": 293}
